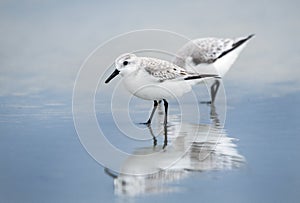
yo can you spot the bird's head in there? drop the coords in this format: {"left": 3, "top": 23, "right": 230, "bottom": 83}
{"left": 105, "top": 53, "right": 138, "bottom": 83}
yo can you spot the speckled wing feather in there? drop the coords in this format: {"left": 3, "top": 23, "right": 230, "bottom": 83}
{"left": 140, "top": 57, "right": 189, "bottom": 81}
{"left": 174, "top": 38, "right": 232, "bottom": 68}
{"left": 174, "top": 35, "right": 254, "bottom": 68}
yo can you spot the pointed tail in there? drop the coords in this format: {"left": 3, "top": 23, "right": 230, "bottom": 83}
{"left": 216, "top": 34, "right": 255, "bottom": 61}
{"left": 184, "top": 74, "right": 221, "bottom": 81}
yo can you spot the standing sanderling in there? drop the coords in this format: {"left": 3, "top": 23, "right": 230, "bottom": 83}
{"left": 173, "top": 34, "right": 254, "bottom": 103}
{"left": 105, "top": 53, "right": 219, "bottom": 125}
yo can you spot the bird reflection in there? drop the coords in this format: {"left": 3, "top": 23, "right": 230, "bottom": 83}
{"left": 105, "top": 104, "right": 245, "bottom": 196}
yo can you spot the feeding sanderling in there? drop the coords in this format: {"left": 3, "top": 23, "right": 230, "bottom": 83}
{"left": 105, "top": 53, "right": 219, "bottom": 125}
{"left": 173, "top": 34, "right": 254, "bottom": 103}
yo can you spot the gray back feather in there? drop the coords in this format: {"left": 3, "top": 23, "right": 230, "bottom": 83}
{"left": 140, "top": 57, "right": 189, "bottom": 81}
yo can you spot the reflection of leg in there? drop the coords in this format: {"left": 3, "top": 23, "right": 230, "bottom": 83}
{"left": 211, "top": 79, "right": 220, "bottom": 103}
{"left": 142, "top": 100, "right": 158, "bottom": 126}
{"left": 210, "top": 103, "right": 220, "bottom": 127}
{"left": 163, "top": 99, "right": 168, "bottom": 125}
{"left": 163, "top": 123, "right": 168, "bottom": 149}
{"left": 147, "top": 125, "right": 157, "bottom": 146}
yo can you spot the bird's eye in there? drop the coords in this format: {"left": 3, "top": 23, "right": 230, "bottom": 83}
{"left": 123, "top": 61, "right": 129, "bottom": 66}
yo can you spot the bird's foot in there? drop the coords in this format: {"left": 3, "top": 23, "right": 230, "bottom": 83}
{"left": 162, "top": 142, "right": 168, "bottom": 150}
{"left": 200, "top": 101, "right": 212, "bottom": 105}
{"left": 153, "top": 137, "right": 157, "bottom": 147}
{"left": 139, "top": 120, "right": 151, "bottom": 126}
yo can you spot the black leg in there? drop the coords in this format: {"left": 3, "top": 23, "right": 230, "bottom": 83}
{"left": 163, "top": 99, "right": 168, "bottom": 125}
{"left": 162, "top": 122, "right": 168, "bottom": 149}
{"left": 141, "top": 100, "right": 158, "bottom": 126}
{"left": 211, "top": 79, "right": 220, "bottom": 103}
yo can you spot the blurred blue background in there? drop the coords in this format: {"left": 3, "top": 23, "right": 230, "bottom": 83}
{"left": 1, "top": 0, "right": 299, "bottom": 202}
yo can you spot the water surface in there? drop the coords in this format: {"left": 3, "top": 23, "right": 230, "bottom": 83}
{"left": 1, "top": 91, "right": 299, "bottom": 202}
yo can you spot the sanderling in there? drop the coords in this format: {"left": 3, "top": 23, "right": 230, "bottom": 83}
{"left": 173, "top": 34, "right": 254, "bottom": 103}
{"left": 105, "top": 53, "right": 219, "bottom": 125}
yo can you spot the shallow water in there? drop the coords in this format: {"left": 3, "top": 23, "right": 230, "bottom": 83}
{"left": 1, "top": 90, "right": 299, "bottom": 202}
{"left": 1, "top": 1, "right": 300, "bottom": 202}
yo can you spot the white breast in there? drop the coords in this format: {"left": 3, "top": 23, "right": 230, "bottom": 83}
{"left": 122, "top": 71, "right": 192, "bottom": 100}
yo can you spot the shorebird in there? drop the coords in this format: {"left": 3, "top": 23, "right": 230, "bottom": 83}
{"left": 105, "top": 53, "right": 219, "bottom": 125}
{"left": 173, "top": 34, "right": 254, "bottom": 103}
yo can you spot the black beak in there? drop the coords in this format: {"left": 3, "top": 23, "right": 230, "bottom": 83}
{"left": 105, "top": 69, "right": 120, "bottom": 83}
